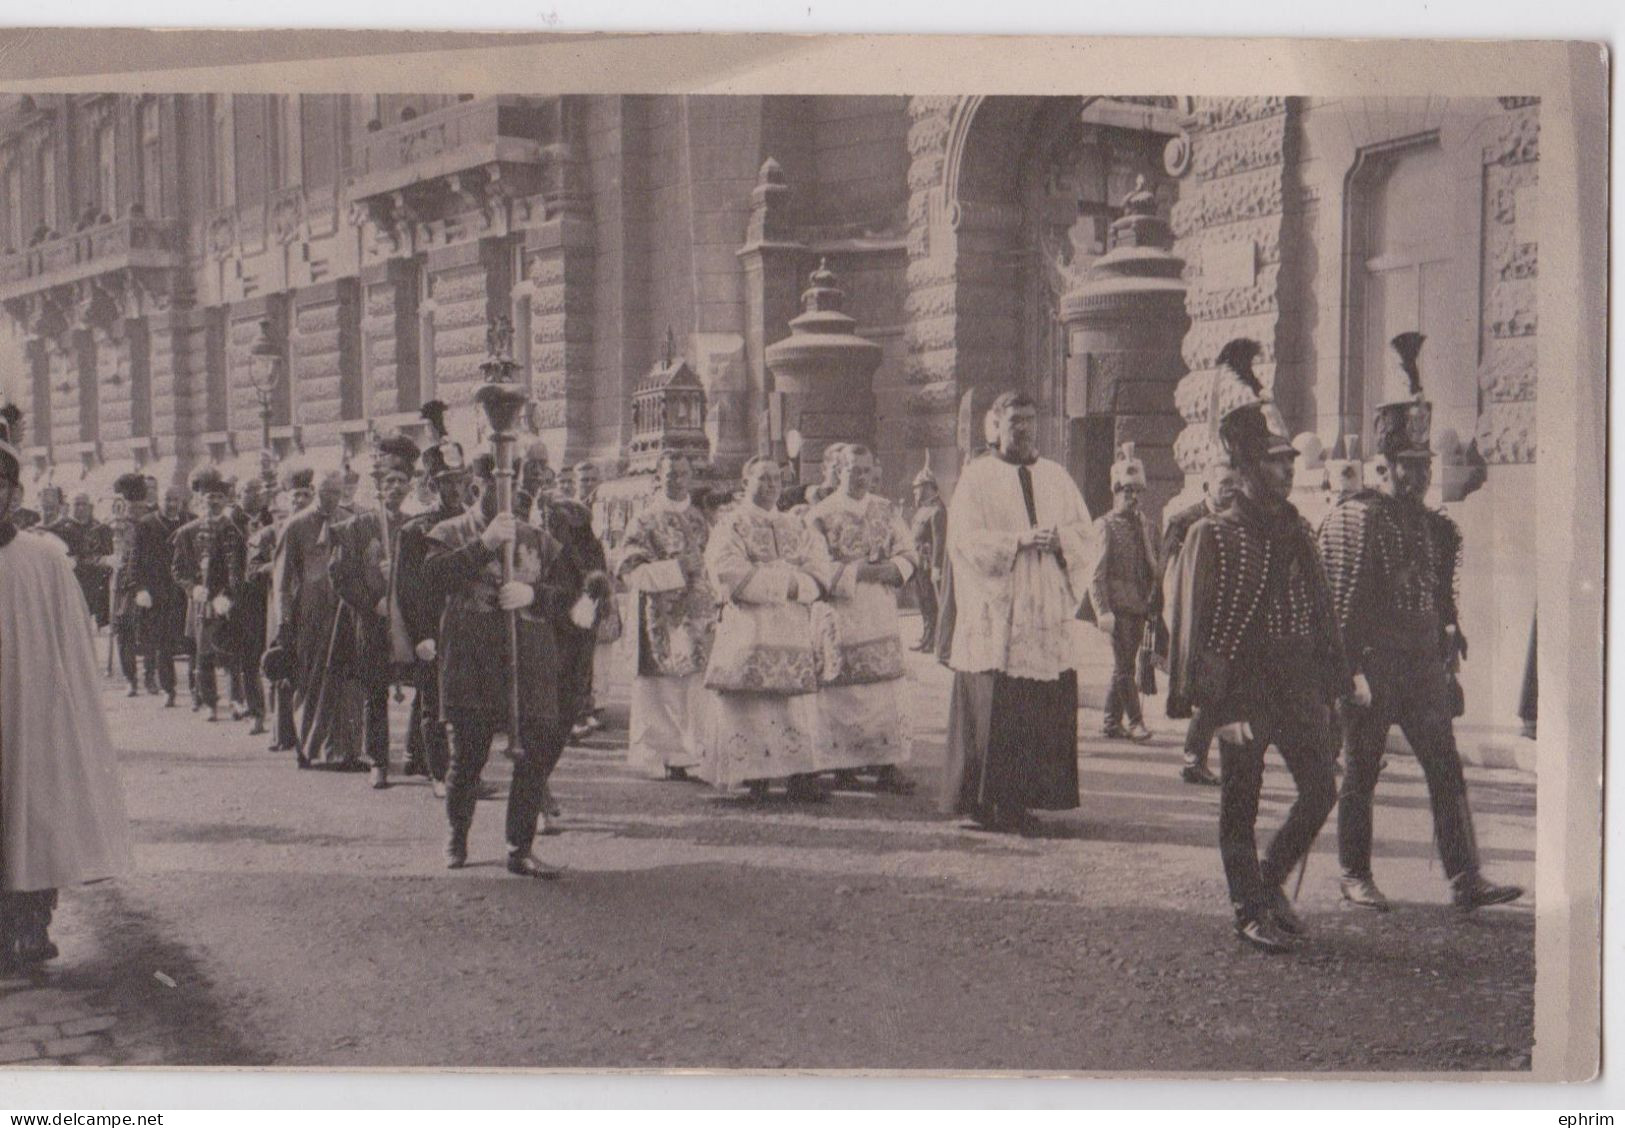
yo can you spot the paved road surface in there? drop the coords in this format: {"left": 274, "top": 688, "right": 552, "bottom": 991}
{"left": 1, "top": 646, "right": 1535, "bottom": 1074}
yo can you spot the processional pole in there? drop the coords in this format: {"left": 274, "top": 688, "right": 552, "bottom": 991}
{"left": 475, "top": 317, "right": 530, "bottom": 759}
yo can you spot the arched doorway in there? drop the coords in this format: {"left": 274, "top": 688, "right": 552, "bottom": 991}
{"left": 943, "top": 95, "right": 1182, "bottom": 515}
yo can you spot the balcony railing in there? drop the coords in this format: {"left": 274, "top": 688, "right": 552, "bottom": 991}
{"left": 346, "top": 96, "right": 551, "bottom": 202}
{"left": 0, "top": 215, "right": 180, "bottom": 303}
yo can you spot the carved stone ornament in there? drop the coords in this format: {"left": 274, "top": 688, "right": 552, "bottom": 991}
{"left": 205, "top": 209, "right": 239, "bottom": 261}
{"left": 269, "top": 188, "right": 306, "bottom": 246}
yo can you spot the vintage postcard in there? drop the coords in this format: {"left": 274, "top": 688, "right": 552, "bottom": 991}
{"left": 0, "top": 31, "right": 1604, "bottom": 1087}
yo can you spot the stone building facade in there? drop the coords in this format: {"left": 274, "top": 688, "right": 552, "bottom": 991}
{"left": 0, "top": 92, "right": 1538, "bottom": 743}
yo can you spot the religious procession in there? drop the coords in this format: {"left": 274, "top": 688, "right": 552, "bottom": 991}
{"left": 0, "top": 318, "right": 1528, "bottom": 985}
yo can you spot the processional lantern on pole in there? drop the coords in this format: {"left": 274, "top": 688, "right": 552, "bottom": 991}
{"left": 249, "top": 318, "right": 285, "bottom": 488}
{"left": 475, "top": 316, "right": 530, "bottom": 754}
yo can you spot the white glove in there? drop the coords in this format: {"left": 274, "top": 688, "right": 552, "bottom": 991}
{"left": 1350, "top": 673, "right": 1373, "bottom": 709}
{"left": 375, "top": 596, "right": 389, "bottom": 617}
{"left": 1217, "top": 721, "right": 1254, "bottom": 746}
{"left": 414, "top": 638, "right": 437, "bottom": 663}
{"left": 570, "top": 592, "right": 599, "bottom": 630}
{"left": 211, "top": 595, "right": 232, "bottom": 617}
{"left": 498, "top": 580, "right": 534, "bottom": 611}
{"left": 192, "top": 585, "right": 208, "bottom": 603}
{"left": 481, "top": 512, "right": 517, "bottom": 551}
{"left": 135, "top": 590, "right": 153, "bottom": 609}
{"left": 1097, "top": 611, "right": 1117, "bottom": 637}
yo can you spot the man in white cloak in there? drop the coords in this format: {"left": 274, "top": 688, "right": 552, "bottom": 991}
{"left": 940, "top": 391, "right": 1095, "bottom": 832}
{"left": 616, "top": 452, "right": 718, "bottom": 780}
{"left": 806, "top": 443, "right": 917, "bottom": 792}
{"left": 702, "top": 456, "right": 836, "bottom": 802}
{"left": 0, "top": 404, "right": 134, "bottom": 971}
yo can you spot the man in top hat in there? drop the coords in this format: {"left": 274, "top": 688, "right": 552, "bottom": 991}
{"left": 1086, "top": 442, "right": 1161, "bottom": 743}
{"left": 1166, "top": 339, "right": 1358, "bottom": 953}
{"left": 171, "top": 467, "right": 249, "bottom": 724}
{"left": 109, "top": 472, "right": 154, "bottom": 697}
{"left": 1318, "top": 332, "right": 1523, "bottom": 914}
{"left": 329, "top": 433, "right": 422, "bottom": 790}
{"left": 0, "top": 404, "right": 133, "bottom": 972}
{"left": 131, "top": 479, "right": 192, "bottom": 707}
{"left": 907, "top": 458, "right": 947, "bottom": 652}
{"left": 395, "top": 402, "right": 468, "bottom": 793}
{"left": 1159, "top": 454, "right": 1241, "bottom": 786}
{"left": 940, "top": 391, "right": 1092, "bottom": 833}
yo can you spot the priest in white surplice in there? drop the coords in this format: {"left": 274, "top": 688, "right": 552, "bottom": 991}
{"left": 615, "top": 452, "right": 718, "bottom": 780}
{"left": 941, "top": 391, "right": 1095, "bottom": 832}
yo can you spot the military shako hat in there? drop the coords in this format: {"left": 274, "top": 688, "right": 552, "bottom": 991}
{"left": 1373, "top": 331, "right": 1433, "bottom": 462}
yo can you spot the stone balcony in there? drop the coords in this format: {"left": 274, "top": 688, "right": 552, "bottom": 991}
{"left": 344, "top": 97, "right": 560, "bottom": 247}
{"left": 0, "top": 215, "right": 181, "bottom": 306}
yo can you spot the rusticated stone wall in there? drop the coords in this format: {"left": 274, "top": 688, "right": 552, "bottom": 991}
{"left": 900, "top": 96, "right": 962, "bottom": 470}
{"left": 1169, "top": 96, "right": 1292, "bottom": 482}
{"left": 1476, "top": 101, "right": 1539, "bottom": 465}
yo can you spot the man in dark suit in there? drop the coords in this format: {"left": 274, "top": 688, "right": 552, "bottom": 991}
{"left": 131, "top": 483, "right": 190, "bottom": 707}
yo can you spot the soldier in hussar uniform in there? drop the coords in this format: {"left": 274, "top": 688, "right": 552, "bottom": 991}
{"left": 329, "top": 434, "right": 422, "bottom": 790}
{"left": 1166, "top": 339, "right": 1361, "bottom": 954}
{"left": 170, "top": 468, "right": 248, "bottom": 724}
{"left": 1160, "top": 455, "right": 1240, "bottom": 786}
{"left": 395, "top": 401, "right": 468, "bottom": 796}
{"left": 1319, "top": 332, "right": 1523, "bottom": 914}
{"left": 1087, "top": 443, "right": 1161, "bottom": 743}
{"left": 907, "top": 458, "right": 947, "bottom": 653}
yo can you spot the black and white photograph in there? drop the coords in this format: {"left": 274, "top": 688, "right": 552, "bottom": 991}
{"left": 0, "top": 30, "right": 1605, "bottom": 1094}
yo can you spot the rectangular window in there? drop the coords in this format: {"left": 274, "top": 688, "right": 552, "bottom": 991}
{"left": 39, "top": 142, "right": 57, "bottom": 231}
{"left": 205, "top": 310, "right": 229, "bottom": 433}
{"left": 300, "top": 95, "right": 339, "bottom": 189}
{"left": 96, "top": 119, "right": 117, "bottom": 218}
{"left": 210, "top": 96, "right": 234, "bottom": 209}
{"left": 76, "top": 330, "right": 98, "bottom": 443}
{"left": 29, "top": 345, "right": 51, "bottom": 448}
{"left": 4, "top": 161, "right": 22, "bottom": 250}
{"left": 128, "top": 320, "right": 152, "bottom": 439}
{"left": 139, "top": 99, "right": 162, "bottom": 216}
{"left": 278, "top": 96, "right": 302, "bottom": 189}
{"left": 233, "top": 95, "right": 268, "bottom": 207}
{"left": 393, "top": 261, "right": 422, "bottom": 414}
{"left": 338, "top": 279, "right": 363, "bottom": 421}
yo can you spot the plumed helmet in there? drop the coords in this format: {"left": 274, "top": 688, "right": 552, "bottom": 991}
{"left": 190, "top": 466, "right": 229, "bottom": 496}
{"left": 1211, "top": 338, "right": 1296, "bottom": 467}
{"left": 375, "top": 433, "right": 421, "bottom": 478}
{"left": 114, "top": 471, "right": 148, "bottom": 502}
{"left": 1109, "top": 442, "right": 1146, "bottom": 491}
{"left": 1372, "top": 332, "right": 1433, "bottom": 461}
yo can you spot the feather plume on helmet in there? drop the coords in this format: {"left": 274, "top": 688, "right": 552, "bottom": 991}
{"left": 417, "top": 398, "right": 466, "bottom": 478}
{"left": 1208, "top": 338, "right": 1296, "bottom": 468}
{"left": 1372, "top": 331, "right": 1433, "bottom": 462}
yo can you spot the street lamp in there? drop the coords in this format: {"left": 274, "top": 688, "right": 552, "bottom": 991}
{"left": 248, "top": 318, "right": 283, "bottom": 487}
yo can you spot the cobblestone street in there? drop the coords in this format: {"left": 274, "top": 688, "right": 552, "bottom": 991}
{"left": 0, "top": 629, "right": 1536, "bottom": 1074}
